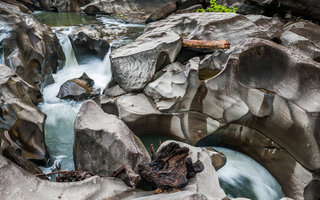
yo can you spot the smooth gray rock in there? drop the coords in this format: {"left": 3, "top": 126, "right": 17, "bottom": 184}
{"left": 144, "top": 62, "right": 190, "bottom": 111}
{"left": 74, "top": 100, "right": 150, "bottom": 176}
{"left": 0, "top": 65, "right": 48, "bottom": 162}
{"left": 101, "top": 93, "right": 221, "bottom": 144}
{"left": 0, "top": 1, "right": 65, "bottom": 88}
{"left": 111, "top": 31, "right": 182, "bottom": 92}
{"left": 69, "top": 26, "right": 110, "bottom": 63}
{"left": 144, "top": 13, "right": 283, "bottom": 46}
{"left": 281, "top": 21, "right": 320, "bottom": 61}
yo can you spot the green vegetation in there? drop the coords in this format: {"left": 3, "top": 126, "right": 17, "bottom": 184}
{"left": 196, "top": 0, "right": 238, "bottom": 13}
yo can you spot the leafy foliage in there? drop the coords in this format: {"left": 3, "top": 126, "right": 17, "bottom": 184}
{"left": 196, "top": 0, "right": 238, "bottom": 13}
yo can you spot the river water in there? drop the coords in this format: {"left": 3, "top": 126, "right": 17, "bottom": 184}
{"left": 35, "top": 12, "right": 144, "bottom": 174}
{"left": 35, "top": 12, "right": 285, "bottom": 199}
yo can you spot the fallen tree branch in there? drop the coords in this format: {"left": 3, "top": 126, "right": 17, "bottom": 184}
{"left": 35, "top": 170, "right": 72, "bottom": 177}
{"left": 183, "top": 39, "right": 230, "bottom": 49}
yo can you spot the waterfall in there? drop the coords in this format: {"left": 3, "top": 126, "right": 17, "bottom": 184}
{"left": 38, "top": 27, "right": 112, "bottom": 176}
{"left": 214, "top": 147, "right": 285, "bottom": 200}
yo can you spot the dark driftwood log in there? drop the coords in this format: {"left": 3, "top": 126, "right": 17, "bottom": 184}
{"left": 112, "top": 164, "right": 141, "bottom": 188}
{"left": 137, "top": 142, "right": 204, "bottom": 190}
{"left": 183, "top": 39, "right": 230, "bottom": 49}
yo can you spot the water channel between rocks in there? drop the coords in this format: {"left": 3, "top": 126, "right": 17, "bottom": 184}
{"left": 35, "top": 12, "right": 284, "bottom": 200}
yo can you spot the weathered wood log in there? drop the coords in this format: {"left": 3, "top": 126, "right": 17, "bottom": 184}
{"left": 112, "top": 164, "right": 141, "bottom": 188}
{"left": 183, "top": 39, "right": 230, "bottom": 49}
{"left": 137, "top": 142, "right": 204, "bottom": 191}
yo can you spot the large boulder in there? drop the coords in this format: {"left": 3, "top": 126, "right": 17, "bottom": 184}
{"left": 0, "top": 65, "right": 48, "bottom": 162}
{"left": 69, "top": 26, "right": 110, "bottom": 63}
{"left": 0, "top": 1, "right": 65, "bottom": 88}
{"left": 74, "top": 100, "right": 150, "bottom": 176}
{"left": 281, "top": 21, "right": 320, "bottom": 61}
{"left": 111, "top": 31, "right": 182, "bottom": 92}
{"left": 57, "top": 73, "right": 100, "bottom": 101}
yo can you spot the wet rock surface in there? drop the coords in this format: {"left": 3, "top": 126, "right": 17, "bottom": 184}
{"left": 0, "top": 1, "right": 65, "bottom": 88}
{"left": 57, "top": 73, "right": 100, "bottom": 101}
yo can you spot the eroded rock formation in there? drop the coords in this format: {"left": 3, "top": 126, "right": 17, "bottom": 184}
{"left": 0, "top": 65, "right": 48, "bottom": 162}
{"left": 0, "top": 1, "right": 65, "bottom": 88}
{"left": 105, "top": 12, "right": 320, "bottom": 199}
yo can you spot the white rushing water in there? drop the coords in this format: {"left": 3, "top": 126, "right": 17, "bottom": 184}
{"left": 38, "top": 27, "right": 112, "bottom": 175}
{"left": 214, "top": 147, "right": 284, "bottom": 200}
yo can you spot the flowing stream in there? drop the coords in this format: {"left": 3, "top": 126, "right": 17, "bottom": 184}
{"left": 214, "top": 147, "right": 285, "bottom": 200}
{"left": 35, "top": 12, "right": 144, "bottom": 175}
{"left": 35, "top": 12, "right": 285, "bottom": 200}
{"left": 38, "top": 29, "right": 112, "bottom": 174}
